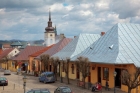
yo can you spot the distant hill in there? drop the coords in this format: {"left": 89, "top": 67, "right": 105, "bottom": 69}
{"left": 0, "top": 39, "right": 44, "bottom": 45}
{"left": 33, "top": 40, "right": 44, "bottom": 44}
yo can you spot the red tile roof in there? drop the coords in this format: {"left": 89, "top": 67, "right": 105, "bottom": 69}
{"left": 3, "top": 44, "right": 11, "bottom": 48}
{"left": 13, "top": 46, "right": 45, "bottom": 60}
{"left": 36, "top": 38, "right": 72, "bottom": 59}
{"left": 0, "top": 48, "right": 14, "bottom": 59}
{"left": 29, "top": 44, "right": 54, "bottom": 57}
{"left": 0, "top": 49, "right": 3, "bottom": 54}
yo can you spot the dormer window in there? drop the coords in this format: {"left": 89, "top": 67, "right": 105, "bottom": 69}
{"left": 50, "top": 34, "right": 52, "bottom": 37}
{"left": 109, "top": 44, "right": 114, "bottom": 49}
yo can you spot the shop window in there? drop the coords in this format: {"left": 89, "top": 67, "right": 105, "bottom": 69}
{"left": 71, "top": 64, "right": 74, "bottom": 74}
{"left": 103, "top": 67, "right": 109, "bottom": 80}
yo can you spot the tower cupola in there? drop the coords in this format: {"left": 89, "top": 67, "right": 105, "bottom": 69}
{"left": 45, "top": 9, "right": 54, "bottom": 32}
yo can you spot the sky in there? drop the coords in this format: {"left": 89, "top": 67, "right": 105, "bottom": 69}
{"left": 0, "top": 0, "right": 140, "bottom": 40}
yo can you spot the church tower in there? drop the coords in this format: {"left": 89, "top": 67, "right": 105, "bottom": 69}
{"left": 44, "top": 9, "right": 56, "bottom": 46}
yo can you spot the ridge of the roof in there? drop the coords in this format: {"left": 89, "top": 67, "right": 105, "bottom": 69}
{"left": 29, "top": 44, "right": 54, "bottom": 57}
{"left": 36, "top": 38, "right": 72, "bottom": 59}
{"left": 13, "top": 46, "right": 45, "bottom": 60}
{"left": 11, "top": 41, "right": 22, "bottom": 46}
{"left": 0, "top": 48, "right": 14, "bottom": 59}
{"left": 52, "top": 33, "right": 100, "bottom": 59}
{"left": 71, "top": 23, "right": 140, "bottom": 67}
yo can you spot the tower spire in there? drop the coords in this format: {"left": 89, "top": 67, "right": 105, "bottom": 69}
{"left": 49, "top": 8, "right": 51, "bottom": 21}
{"left": 54, "top": 25, "right": 57, "bottom": 35}
{"left": 45, "top": 7, "right": 54, "bottom": 32}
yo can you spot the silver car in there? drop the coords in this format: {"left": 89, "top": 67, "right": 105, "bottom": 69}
{"left": 26, "top": 88, "right": 50, "bottom": 93}
{"left": 54, "top": 86, "right": 73, "bottom": 93}
{"left": 4, "top": 70, "right": 11, "bottom": 75}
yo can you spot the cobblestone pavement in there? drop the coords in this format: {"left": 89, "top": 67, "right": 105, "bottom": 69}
{"left": 0, "top": 72, "right": 127, "bottom": 93}
{"left": 0, "top": 81, "right": 24, "bottom": 93}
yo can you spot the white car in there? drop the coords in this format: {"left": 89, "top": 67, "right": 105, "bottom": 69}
{"left": 4, "top": 70, "right": 11, "bottom": 75}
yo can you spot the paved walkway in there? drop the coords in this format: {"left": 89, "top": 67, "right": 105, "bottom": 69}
{"left": 0, "top": 81, "right": 24, "bottom": 93}
{"left": 0, "top": 72, "right": 127, "bottom": 93}
{"left": 56, "top": 77, "right": 126, "bottom": 93}
{"left": 24, "top": 72, "right": 127, "bottom": 93}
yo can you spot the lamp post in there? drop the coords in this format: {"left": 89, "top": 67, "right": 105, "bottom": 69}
{"left": 23, "top": 73, "right": 27, "bottom": 93}
{"left": 114, "top": 71, "right": 117, "bottom": 93}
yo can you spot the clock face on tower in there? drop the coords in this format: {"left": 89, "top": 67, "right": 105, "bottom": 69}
{"left": 50, "top": 34, "right": 52, "bottom": 37}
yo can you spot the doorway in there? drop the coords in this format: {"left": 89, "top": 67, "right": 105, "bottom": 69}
{"left": 97, "top": 67, "right": 101, "bottom": 83}
{"left": 88, "top": 72, "right": 91, "bottom": 82}
{"left": 49, "top": 65, "right": 52, "bottom": 71}
{"left": 76, "top": 69, "right": 80, "bottom": 79}
{"left": 115, "top": 68, "right": 121, "bottom": 88}
{"left": 21, "top": 63, "right": 26, "bottom": 71}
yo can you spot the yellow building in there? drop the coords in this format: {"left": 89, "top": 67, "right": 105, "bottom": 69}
{"left": 12, "top": 46, "right": 45, "bottom": 72}
{"left": 52, "top": 23, "right": 140, "bottom": 93}
{"left": 0, "top": 48, "right": 20, "bottom": 70}
{"left": 8, "top": 60, "right": 18, "bottom": 72}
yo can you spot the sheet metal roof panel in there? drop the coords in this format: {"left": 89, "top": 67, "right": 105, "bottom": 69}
{"left": 52, "top": 34, "right": 100, "bottom": 59}
{"left": 11, "top": 41, "right": 22, "bottom": 46}
{"left": 117, "top": 23, "right": 140, "bottom": 66}
{"left": 71, "top": 23, "right": 140, "bottom": 67}
{"left": 72, "top": 34, "right": 100, "bottom": 58}
{"left": 52, "top": 37, "right": 78, "bottom": 59}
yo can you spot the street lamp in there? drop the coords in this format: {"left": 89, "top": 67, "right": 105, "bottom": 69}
{"left": 114, "top": 71, "right": 117, "bottom": 93}
{"left": 23, "top": 73, "right": 27, "bottom": 93}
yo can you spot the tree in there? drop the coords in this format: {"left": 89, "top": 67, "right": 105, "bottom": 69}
{"left": 60, "top": 60, "right": 64, "bottom": 83}
{"left": 63, "top": 58, "right": 70, "bottom": 84}
{"left": 122, "top": 68, "right": 140, "bottom": 93}
{"left": 76, "top": 56, "right": 90, "bottom": 88}
{"left": 32, "top": 60, "right": 35, "bottom": 73}
{"left": 40, "top": 54, "right": 50, "bottom": 71}
{"left": 50, "top": 57, "right": 59, "bottom": 81}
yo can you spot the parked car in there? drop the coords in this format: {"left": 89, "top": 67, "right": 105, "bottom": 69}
{"left": 26, "top": 88, "right": 50, "bottom": 93}
{"left": 0, "top": 67, "right": 4, "bottom": 72}
{"left": 54, "top": 86, "right": 73, "bottom": 93}
{"left": 0, "top": 77, "right": 8, "bottom": 86}
{"left": 4, "top": 70, "right": 11, "bottom": 75}
{"left": 39, "top": 72, "right": 55, "bottom": 83}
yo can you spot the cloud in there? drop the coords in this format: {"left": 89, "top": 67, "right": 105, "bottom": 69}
{"left": 109, "top": 0, "right": 140, "bottom": 19}
{"left": 0, "top": 0, "right": 140, "bottom": 40}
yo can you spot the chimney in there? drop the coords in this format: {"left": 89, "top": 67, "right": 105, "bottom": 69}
{"left": 27, "top": 43, "right": 30, "bottom": 46}
{"left": 60, "top": 33, "right": 65, "bottom": 40}
{"left": 74, "top": 36, "right": 77, "bottom": 38}
{"left": 101, "top": 32, "right": 105, "bottom": 36}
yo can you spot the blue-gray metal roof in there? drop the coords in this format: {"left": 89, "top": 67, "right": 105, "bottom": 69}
{"left": 71, "top": 23, "right": 140, "bottom": 67}
{"left": 52, "top": 34, "right": 100, "bottom": 59}
{"left": 11, "top": 41, "right": 22, "bottom": 46}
